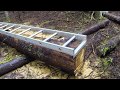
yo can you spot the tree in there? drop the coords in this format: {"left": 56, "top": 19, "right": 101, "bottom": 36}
{"left": 91, "top": 11, "right": 108, "bottom": 20}
{"left": 4, "top": 11, "right": 10, "bottom": 22}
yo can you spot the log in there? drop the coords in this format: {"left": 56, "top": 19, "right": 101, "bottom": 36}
{"left": 0, "top": 33, "right": 85, "bottom": 75}
{"left": 102, "top": 12, "right": 120, "bottom": 24}
{"left": 0, "top": 56, "right": 34, "bottom": 76}
{"left": 82, "top": 19, "right": 110, "bottom": 35}
{"left": 96, "top": 35, "right": 120, "bottom": 57}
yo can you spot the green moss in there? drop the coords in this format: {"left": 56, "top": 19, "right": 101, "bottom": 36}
{"left": 101, "top": 47, "right": 109, "bottom": 56}
{"left": 0, "top": 52, "right": 15, "bottom": 65}
{"left": 102, "top": 57, "right": 113, "bottom": 69}
{"left": 0, "top": 47, "right": 23, "bottom": 65}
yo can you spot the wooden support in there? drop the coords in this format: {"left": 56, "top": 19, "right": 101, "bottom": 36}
{"left": 0, "top": 33, "right": 85, "bottom": 75}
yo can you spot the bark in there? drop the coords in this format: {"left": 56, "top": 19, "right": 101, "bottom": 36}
{"left": 82, "top": 19, "right": 110, "bottom": 35}
{"left": 0, "top": 56, "right": 34, "bottom": 76}
{"left": 102, "top": 12, "right": 120, "bottom": 24}
{"left": 96, "top": 35, "right": 120, "bottom": 57}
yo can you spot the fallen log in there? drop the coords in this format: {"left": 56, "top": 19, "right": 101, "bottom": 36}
{"left": 82, "top": 19, "right": 110, "bottom": 35}
{"left": 96, "top": 34, "right": 120, "bottom": 57}
{"left": 102, "top": 12, "right": 120, "bottom": 24}
{"left": 0, "top": 33, "right": 85, "bottom": 75}
{"left": 0, "top": 56, "right": 34, "bottom": 76}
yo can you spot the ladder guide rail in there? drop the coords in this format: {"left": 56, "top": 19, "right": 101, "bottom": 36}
{"left": 0, "top": 22, "right": 87, "bottom": 57}
{"left": 29, "top": 30, "right": 43, "bottom": 38}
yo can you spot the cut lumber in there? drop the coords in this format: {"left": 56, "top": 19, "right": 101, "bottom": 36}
{"left": 0, "top": 56, "right": 33, "bottom": 76}
{"left": 96, "top": 35, "right": 120, "bottom": 57}
{"left": 102, "top": 12, "right": 120, "bottom": 24}
{"left": 82, "top": 20, "right": 110, "bottom": 35}
{"left": 0, "top": 33, "right": 85, "bottom": 75}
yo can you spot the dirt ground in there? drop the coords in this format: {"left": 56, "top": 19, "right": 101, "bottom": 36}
{"left": 0, "top": 11, "right": 120, "bottom": 79}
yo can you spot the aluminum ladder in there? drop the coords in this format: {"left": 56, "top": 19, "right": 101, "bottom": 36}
{"left": 0, "top": 22, "right": 87, "bottom": 58}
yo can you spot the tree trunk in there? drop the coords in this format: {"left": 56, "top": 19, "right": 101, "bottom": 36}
{"left": 102, "top": 12, "right": 120, "bottom": 24}
{"left": 4, "top": 11, "right": 10, "bottom": 22}
{"left": 93, "top": 11, "right": 101, "bottom": 19}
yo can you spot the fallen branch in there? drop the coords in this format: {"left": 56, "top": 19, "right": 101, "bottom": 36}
{"left": 0, "top": 56, "right": 34, "bottom": 76}
{"left": 102, "top": 12, "right": 120, "bottom": 24}
{"left": 82, "top": 19, "right": 110, "bottom": 35}
{"left": 96, "top": 34, "right": 120, "bottom": 57}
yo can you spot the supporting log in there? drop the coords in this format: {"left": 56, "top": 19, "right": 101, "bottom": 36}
{"left": 102, "top": 12, "right": 120, "bottom": 24}
{"left": 96, "top": 35, "right": 120, "bottom": 57}
{"left": 0, "top": 56, "right": 34, "bottom": 76}
{"left": 0, "top": 33, "right": 85, "bottom": 75}
{"left": 82, "top": 19, "right": 110, "bottom": 35}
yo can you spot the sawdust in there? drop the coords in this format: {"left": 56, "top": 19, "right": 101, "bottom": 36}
{"left": 21, "top": 30, "right": 37, "bottom": 37}
{"left": 33, "top": 32, "right": 52, "bottom": 40}
{"left": 48, "top": 35, "right": 69, "bottom": 45}
{"left": 0, "top": 43, "right": 23, "bottom": 65}
{"left": 12, "top": 29, "right": 24, "bottom": 34}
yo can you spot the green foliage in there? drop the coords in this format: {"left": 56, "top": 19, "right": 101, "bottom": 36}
{"left": 102, "top": 57, "right": 113, "bottom": 69}
{"left": 101, "top": 47, "right": 109, "bottom": 56}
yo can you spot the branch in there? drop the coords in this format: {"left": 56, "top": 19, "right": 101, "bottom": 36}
{"left": 82, "top": 19, "right": 110, "bottom": 35}
{"left": 0, "top": 56, "right": 34, "bottom": 76}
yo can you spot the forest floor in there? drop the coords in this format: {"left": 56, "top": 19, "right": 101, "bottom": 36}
{"left": 0, "top": 11, "right": 120, "bottom": 79}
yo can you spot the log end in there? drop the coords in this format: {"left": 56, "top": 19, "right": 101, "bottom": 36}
{"left": 74, "top": 48, "right": 85, "bottom": 76}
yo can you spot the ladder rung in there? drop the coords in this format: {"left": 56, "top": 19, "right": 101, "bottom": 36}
{"left": 0, "top": 24, "right": 8, "bottom": 28}
{"left": 17, "top": 28, "right": 31, "bottom": 35}
{"left": 43, "top": 32, "right": 57, "bottom": 42}
{"left": 62, "top": 36, "right": 76, "bottom": 47}
{"left": 4, "top": 25, "right": 15, "bottom": 30}
{"left": 10, "top": 26, "right": 22, "bottom": 33}
{"left": 0, "top": 23, "right": 3, "bottom": 26}
{"left": 29, "top": 30, "right": 43, "bottom": 38}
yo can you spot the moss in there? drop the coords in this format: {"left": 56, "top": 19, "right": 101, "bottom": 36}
{"left": 102, "top": 57, "right": 113, "bottom": 69}
{"left": 101, "top": 46, "right": 109, "bottom": 56}
{"left": 0, "top": 47, "right": 23, "bottom": 65}
{"left": 0, "top": 52, "right": 15, "bottom": 65}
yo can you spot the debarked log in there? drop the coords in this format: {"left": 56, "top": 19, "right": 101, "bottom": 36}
{"left": 82, "top": 19, "right": 110, "bottom": 35}
{"left": 102, "top": 12, "right": 120, "bottom": 24}
{"left": 0, "top": 56, "right": 34, "bottom": 76}
{"left": 0, "top": 34, "right": 85, "bottom": 75}
{"left": 96, "top": 34, "right": 120, "bottom": 57}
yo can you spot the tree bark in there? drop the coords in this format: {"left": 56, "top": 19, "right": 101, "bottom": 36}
{"left": 96, "top": 34, "right": 120, "bottom": 57}
{"left": 82, "top": 19, "right": 110, "bottom": 35}
{"left": 0, "top": 56, "right": 34, "bottom": 76}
